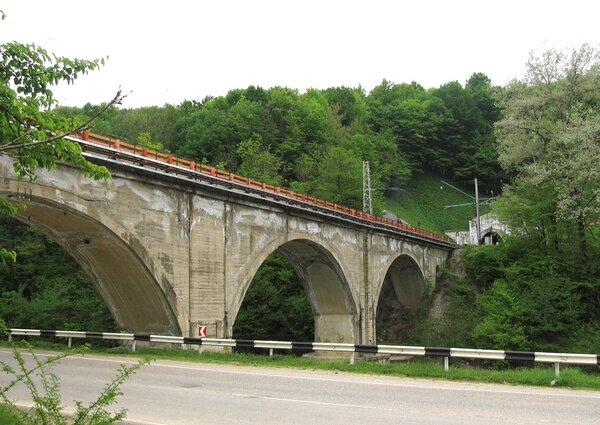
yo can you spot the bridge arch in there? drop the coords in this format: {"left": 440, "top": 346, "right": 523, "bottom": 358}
{"left": 374, "top": 253, "right": 427, "bottom": 343}
{"left": 230, "top": 235, "right": 359, "bottom": 343}
{"left": 1, "top": 182, "right": 181, "bottom": 335}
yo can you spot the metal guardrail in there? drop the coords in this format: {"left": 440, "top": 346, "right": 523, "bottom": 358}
{"left": 65, "top": 131, "right": 455, "bottom": 248}
{"left": 8, "top": 328, "right": 599, "bottom": 378}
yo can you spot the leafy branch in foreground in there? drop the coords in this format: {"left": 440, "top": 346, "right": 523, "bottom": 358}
{"left": 72, "top": 361, "right": 147, "bottom": 425}
{"left": 0, "top": 320, "right": 147, "bottom": 424}
{"left": 0, "top": 42, "right": 120, "bottom": 182}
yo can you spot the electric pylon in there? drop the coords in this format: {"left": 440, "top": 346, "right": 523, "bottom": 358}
{"left": 363, "top": 160, "right": 373, "bottom": 214}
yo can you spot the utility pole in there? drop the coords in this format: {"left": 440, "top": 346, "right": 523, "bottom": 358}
{"left": 474, "top": 178, "right": 481, "bottom": 244}
{"left": 363, "top": 160, "right": 373, "bottom": 214}
{"left": 442, "top": 178, "right": 491, "bottom": 245}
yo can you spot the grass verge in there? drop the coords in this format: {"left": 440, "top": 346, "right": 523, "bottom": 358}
{"left": 3, "top": 339, "right": 599, "bottom": 391}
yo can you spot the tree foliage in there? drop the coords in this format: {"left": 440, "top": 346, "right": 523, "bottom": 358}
{"left": 495, "top": 44, "right": 600, "bottom": 256}
{"left": 406, "top": 45, "right": 600, "bottom": 354}
{"left": 59, "top": 76, "right": 503, "bottom": 213}
{"left": 0, "top": 42, "right": 114, "bottom": 181}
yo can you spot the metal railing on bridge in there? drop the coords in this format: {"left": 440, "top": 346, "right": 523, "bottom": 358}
{"left": 69, "top": 131, "right": 455, "bottom": 248}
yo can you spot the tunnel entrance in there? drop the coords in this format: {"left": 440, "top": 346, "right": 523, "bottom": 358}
{"left": 376, "top": 255, "right": 427, "bottom": 344}
{"left": 481, "top": 231, "right": 502, "bottom": 245}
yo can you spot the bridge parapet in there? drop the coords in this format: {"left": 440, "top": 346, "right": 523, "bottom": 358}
{"left": 74, "top": 131, "right": 454, "bottom": 248}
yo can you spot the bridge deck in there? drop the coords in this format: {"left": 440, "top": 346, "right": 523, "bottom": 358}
{"left": 69, "top": 131, "right": 455, "bottom": 249}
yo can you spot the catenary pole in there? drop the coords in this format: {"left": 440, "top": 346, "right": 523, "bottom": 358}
{"left": 475, "top": 178, "right": 481, "bottom": 244}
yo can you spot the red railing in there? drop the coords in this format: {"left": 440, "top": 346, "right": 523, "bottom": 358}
{"left": 75, "top": 131, "right": 453, "bottom": 244}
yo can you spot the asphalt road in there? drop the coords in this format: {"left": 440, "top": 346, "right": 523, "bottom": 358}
{"left": 2, "top": 349, "right": 600, "bottom": 424}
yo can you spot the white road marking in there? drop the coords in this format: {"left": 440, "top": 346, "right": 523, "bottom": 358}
{"left": 228, "top": 391, "right": 374, "bottom": 409}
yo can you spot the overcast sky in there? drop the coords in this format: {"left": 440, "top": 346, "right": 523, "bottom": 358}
{"left": 2, "top": 0, "right": 598, "bottom": 108}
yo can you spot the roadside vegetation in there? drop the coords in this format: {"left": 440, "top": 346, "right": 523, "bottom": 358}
{"left": 0, "top": 322, "right": 146, "bottom": 425}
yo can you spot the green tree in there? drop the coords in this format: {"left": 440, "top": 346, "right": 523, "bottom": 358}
{"left": 471, "top": 279, "right": 529, "bottom": 350}
{"left": 322, "top": 86, "right": 369, "bottom": 127}
{"left": 494, "top": 44, "right": 600, "bottom": 257}
{"left": 236, "top": 137, "right": 283, "bottom": 186}
{"left": 309, "top": 146, "right": 364, "bottom": 210}
{"left": 366, "top": 80, "right": 450, "bottom": 171}
{"left": 432, "top": 76, "right": 503, "bottom": 188}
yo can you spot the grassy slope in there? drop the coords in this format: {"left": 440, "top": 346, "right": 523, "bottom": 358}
{"left": 383, "top": 172, "right": 491, "bottom": 235}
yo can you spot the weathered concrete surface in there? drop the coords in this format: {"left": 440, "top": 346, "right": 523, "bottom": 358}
{"left": 0, "top": 156, "right": 452, "bottom": 343}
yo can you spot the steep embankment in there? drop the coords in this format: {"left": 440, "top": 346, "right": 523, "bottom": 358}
{"left": 383, "top": 172, "right": 491, "bottom": 235}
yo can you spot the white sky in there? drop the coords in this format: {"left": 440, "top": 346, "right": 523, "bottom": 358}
{"left": 1, "top": 0, "right": 598, "bottom": 108}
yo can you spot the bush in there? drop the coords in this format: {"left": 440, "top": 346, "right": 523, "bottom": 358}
{"left": 0, "top": 320, "right": 146, "bottom": 424}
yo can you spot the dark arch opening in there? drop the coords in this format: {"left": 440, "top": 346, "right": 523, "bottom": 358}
{"left": 480, "top": 231, "right": 502, "bottom": 245}
{"left": 376, "top": 255, "right": 427, "bottom": 344}
{"left": 0, "top": 216, "right": 117, "bottom": 333}
{"left": 233, "top": 251, "right": 313, "bottom": 342}
{"left": 233, "top": 239, "right": 357, "bottom": 343}
{"left": 0, "top": 194, "right": 181, "bottom": 335}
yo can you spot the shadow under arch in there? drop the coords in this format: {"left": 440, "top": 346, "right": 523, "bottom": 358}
{"left": 8, "top": 196, "right": 181, "bottom": 335}
{"left": 375, "top": 254, "right": 427, "bottom": 344}
{"left": 231, "top": 238, "right": 358, "bottom": 343}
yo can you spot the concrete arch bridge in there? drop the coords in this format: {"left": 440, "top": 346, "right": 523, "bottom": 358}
{"left": 0, "top": 133, "right": 454, "bottom": 344}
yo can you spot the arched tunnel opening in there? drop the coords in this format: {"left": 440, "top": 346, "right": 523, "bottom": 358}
{"left": 376, "top": 255, "right": 427, "bottom": 344}
{"left": 0, "top": 215, "right": 118, "bottom": 333}
{"left": 481, "top": 231, "right": 502, "bottom": 245}
{"left": 233, "top": 239, "right": 357, "bottom": 344}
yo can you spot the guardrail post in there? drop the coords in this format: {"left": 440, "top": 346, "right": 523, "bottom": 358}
{"left": 554, "top": 362, "right": 560, "bottom": 378}
{"left": 444, "top": 356, "right": 449, "bottom": 372}
{"left": 132, "top": 340, "right": 136, "bottom": 352}
{"left": 350, "top": 352, "right": 355, "bottom": 365}
{"left": 269, "top": 348, "right": 274, "bottom": 358}
{"left": 8, "top": 333, "right": 11, "bottom": 343}
{"left": 68, "top": 337, "right": 72, "bottom": 348}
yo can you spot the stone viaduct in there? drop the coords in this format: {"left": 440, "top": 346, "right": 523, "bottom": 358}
{"left": 0, "top": 135, "right": 454, "bottom": 344}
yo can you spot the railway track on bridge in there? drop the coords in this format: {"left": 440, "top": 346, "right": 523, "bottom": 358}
{"left": 70, "top": 131, "right": 455, "bottom": 249}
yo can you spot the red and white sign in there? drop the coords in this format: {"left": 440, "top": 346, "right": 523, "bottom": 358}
{"left": 197, "top": 325, "right": 207, "bottom": 338}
